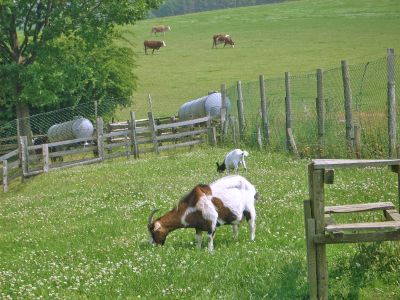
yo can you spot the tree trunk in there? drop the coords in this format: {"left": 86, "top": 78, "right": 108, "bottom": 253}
{"left": 16, "top": 102, "right": 32, "bottom": 144}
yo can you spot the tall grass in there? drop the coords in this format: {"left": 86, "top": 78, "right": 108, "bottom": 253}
{"left": 1, "top": 147, "right": 399, "bottom": 298}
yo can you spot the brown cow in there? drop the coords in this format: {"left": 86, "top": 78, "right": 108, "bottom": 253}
{"left": 144, "top": 40, "right": 166, "bottom": 55}
{"left": 212, "top": 34, "right": 235, "bottom": 48}
{"left": 151, "top": 25, "right": 171, "bottom": 36}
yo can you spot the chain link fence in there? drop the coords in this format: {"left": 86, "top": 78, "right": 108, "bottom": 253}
{"left": 227, "top": 55, "right": 398, "bottom": 158}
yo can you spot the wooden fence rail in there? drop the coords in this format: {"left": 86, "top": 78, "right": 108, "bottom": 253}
{"left": 1, "top": 114, "right": 216, "bottom": 192}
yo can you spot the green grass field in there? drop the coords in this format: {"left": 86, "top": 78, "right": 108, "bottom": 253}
{"left": 120, "top": 0, "right": 400, "bottom": 119}
{"left": 2, "top": 1, "right": 400, "bottom": 298}
{"left": 1, "top": 147, "right": 399, "bottom": 298}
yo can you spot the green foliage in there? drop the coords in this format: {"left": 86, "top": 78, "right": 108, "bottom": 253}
{"left": 0, "top": 0, "right": 163, "bottom": 122}
{"left": 151, "top": 0, "right": 284, "bottom": 17}
{"left": 0, "top": 147, "right": 399, "bottom": 298}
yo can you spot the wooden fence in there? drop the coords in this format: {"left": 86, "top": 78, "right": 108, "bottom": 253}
{"left": 1, "top": 113, "right": 216, "bottom": 192}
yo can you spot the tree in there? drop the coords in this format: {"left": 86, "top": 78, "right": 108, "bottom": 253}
{"left": 0, "top": 0, "right": 162, "bottom": 140}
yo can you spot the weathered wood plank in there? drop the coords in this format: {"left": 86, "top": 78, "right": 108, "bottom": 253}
{"left": 48, "top": 146, "right": 97, "bottom": 158}
{"left": 50, "top": 158, "right": 102, "bottom": 170}
{"left": 384, "top": 209, "right": 400, "bottom": 222}
{"left": 103, "top": 130, "right": 130, "bottom": 138}
{"left": 0, "top": 149, "right": 19, "bottom": 161}
{"left": 157, "top": 129, "right": 207, "bottom": 142}
{"left": 47, "top": 136, "right": 97, "bottom": 148}
{"left": 104, "top": 142, "right": 128, "bottom": 150}
{"left": 314, "top": 231, "right": 400, "bottom": 244}
{"left": 325, "top": 202, "right": 395, "bottom": 214}
{"left": 313, "top": 159, "right": 400, "bottom": 169}
{"left": 303, "top": 200, "right": 318, "bottom": 300}
{"left": 158, "top": 140, "right": 203, "bottom": 151}
{"left": 156, "top": 116, "right": 210, "bottom": 130}
{"left": 326, "top": 221, "right": 400, "bottom": 232}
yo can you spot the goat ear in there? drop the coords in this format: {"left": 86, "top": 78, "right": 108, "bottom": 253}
{"left": 216, "top": 162, "right": 220, "bottom": 167}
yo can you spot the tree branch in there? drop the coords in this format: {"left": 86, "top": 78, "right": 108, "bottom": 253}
{"left": 20, "top": 1, "right": 37, "bottom": 56}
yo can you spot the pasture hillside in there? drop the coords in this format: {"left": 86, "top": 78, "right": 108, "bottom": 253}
{"left": 0, "top": 147, "right": 399, "bottom": 298}
{"left": 120, "top": 0, "right": 400, "bottom": 119}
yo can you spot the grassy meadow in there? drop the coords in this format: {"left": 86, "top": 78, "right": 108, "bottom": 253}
{"left": 1, "top": 147, "right": 400, "bottom": 298}
{"left": 2, "top": 0, "right": 400, "bottom": 299}
{"left": 120, "top": 0, "right": 400, "bottom": 119}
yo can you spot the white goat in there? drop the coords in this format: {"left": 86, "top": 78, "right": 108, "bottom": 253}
{"left": 147, "top": 175, "right": 258, "bottom": 251}
{"left": 216, "top": 149, "right": 249, "bottom": 174}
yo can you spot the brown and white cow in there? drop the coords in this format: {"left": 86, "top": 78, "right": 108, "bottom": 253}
{"left": 212, "top": 34, "right": 235, "bottom": 48}
{"left": 151, "top": 25, "right": 171, "bottom": 36}
{"left": 144, "top": 40, "right": 166, "bottom": 55}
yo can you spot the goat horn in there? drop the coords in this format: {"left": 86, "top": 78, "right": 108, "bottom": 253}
{"left": 148, "top": 209, "right": 160, "bottom": 225}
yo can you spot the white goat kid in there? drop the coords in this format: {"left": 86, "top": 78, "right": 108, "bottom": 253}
{"left": 147, "top": 175, "right": 258, "bottom": 251}
{"left": 216, "top": 149, "right": 249, "bottom": 174}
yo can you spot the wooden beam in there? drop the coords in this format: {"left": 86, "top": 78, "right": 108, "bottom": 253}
{"left": 324, "top": 202, "right": 395, "bottom": 214}
{"left": 314, "top": 231, "right": 400, "bottom": 244}
{"left": 384, "top": 209, "right": 400, "bottom": 222}
{"left": 313, "top": 159, "right": 400, "bottom": 169}
{"left": 325, "top": 221, "right": 400, "bottom": 232}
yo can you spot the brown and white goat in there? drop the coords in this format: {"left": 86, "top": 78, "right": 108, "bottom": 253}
{"left": 148, "top": 175, "right": 258, "bottom": 251}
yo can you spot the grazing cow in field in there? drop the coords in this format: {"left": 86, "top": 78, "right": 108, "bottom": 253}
{"left": 212, "top": 34, "right": 235, "bottom": 48}
{"left": 144, "top": 40, "right": 166, "bottom": 55}
{"left": 151, "top": 25, "right": 171, "bottom": 36}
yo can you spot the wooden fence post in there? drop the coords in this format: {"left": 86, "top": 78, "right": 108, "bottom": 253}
{"left": 2, "top": 160, "right": 8, "bottom": 192}
{"left": 124, "top": 133, "right": 130, "bottom": 159}
{"left": 341, "top": 60, "right": 353, "bottom": 151}
{"left": 207, "top": 114, "right": 217, "bottom": 146}
{"left": 43, "top": 144, "right": 49, "bottom": 173}
{"left": 230, "top": 116, "right": 238, "bottom": 146}
{"left": 20, "top": 136, "right": 28, "bottom": 178}
{"left": 237, "top": 80, "right": 245, "bottom": 141}
{"left": 316, "top": 69, "right": 325, "bottom": 157}
{"left": 130, "top": 111, "right": 139, "bottom": 159}
{"left": 96, "top": 117, "right": 104, "bottom": 161}
{"left": 387, "top": 48, "right": 397, "bottom": 158}
{"left": 259, "top": 75, "right": 270, "bottom": 143}
{"left": 353, "top": 124, "right": 361, "bottom": 159}
{"left": 256, "top": 125, "right": 262, "bottom": 150}
{"left": 148, "top": 111, "right": 159, "bottom": 154}
{"left": 285, "top": 72, "right": 293, "bottom": 152}
{"left": 220, "top": 83, "right": 227, "bottom": 145}
{"left": 309, "top": 165, "right": 329, "bottom": 299}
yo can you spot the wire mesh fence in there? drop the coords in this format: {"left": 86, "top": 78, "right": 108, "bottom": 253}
{"left": 227, "top": 54, "right": 399, "bottom": 158}
{"left": 0, "top": 53, "right": 398, "bottom": 159}
{"left": 0, "top": 99, "right": 120, "bottom": 154}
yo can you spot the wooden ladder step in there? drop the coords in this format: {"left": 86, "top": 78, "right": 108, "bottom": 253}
{"left": 325, "top": 202, "right": 395, "bottom": 214}
{"left": 326, "top": 221, "right": 400, "bottom": 232}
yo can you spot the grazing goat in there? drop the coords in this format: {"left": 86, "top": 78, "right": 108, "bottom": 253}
{"left": 216, "top": 149, "right": 248, "bottom": 174}
{"left": 147, "top": 175, "right": 258, "bottom": 251}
